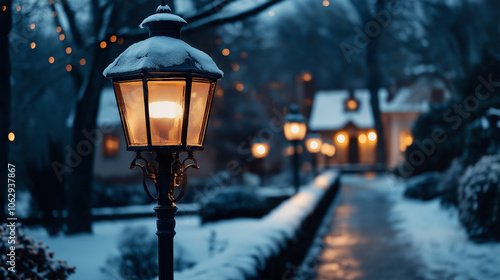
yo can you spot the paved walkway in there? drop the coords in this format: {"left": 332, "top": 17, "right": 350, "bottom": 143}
{"left": 297, "top": 174, "right": 429, "bottom": 280}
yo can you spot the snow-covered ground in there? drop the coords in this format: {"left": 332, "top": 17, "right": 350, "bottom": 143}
{"left": 381, "top": 175, "right": 500, "bottom": 280}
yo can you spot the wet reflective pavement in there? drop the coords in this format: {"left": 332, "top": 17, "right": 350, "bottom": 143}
{"left": 298, "top": 174, "right": 428, "bottom": 280}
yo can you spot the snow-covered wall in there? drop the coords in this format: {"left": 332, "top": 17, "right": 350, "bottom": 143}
{"left": 175, "top": 171, "right": 341, "bottom": 280}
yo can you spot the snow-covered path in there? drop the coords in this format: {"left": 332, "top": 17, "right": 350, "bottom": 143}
{"left": 299, "top": 174, "right": 500, "bottom": 280}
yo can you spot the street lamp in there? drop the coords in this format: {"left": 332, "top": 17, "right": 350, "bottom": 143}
{"left": 283, "top": 104, "right": 307, "bottom": 193}
{"left": 251, "top": 139, "right": 270, "bottom": 185}
{"left": 305, "top": 133, "right": 322, "bottom": 176}
{"left": 103, "top": 3, "right": 222, "bottom": 280}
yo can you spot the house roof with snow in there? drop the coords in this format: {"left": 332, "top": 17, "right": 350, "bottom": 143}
{"left": 97, "top": 87, "right": 121, "bottom": 127}
{"left": 309, "top": 86, "right": 433, "bottom": 131}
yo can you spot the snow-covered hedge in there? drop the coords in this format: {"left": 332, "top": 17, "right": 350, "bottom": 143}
{"left": 458, "top": 154, "right": 500, "bottom": 241}
{"left": 175, "top": 171, "right": 340, "bottom": 280}
{"left": 0, "top": 224, "right": 75, "bottom": 279}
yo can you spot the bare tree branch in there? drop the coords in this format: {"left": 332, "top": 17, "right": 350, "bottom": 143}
{"left": 185, "top": 0, "right": 285, "bottom": 31}
{"left": 183, "top": 0, "right": 236, "bottom": 23}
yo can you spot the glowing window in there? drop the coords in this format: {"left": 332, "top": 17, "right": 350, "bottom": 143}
{"left": 103, "top": 135, "right": 120, "bottom": 157}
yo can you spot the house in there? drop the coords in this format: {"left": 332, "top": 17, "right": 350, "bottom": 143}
{"left": 308, "top": 77, "right": 451, "bottom": 168}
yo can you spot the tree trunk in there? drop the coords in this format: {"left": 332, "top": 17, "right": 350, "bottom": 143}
{"left": 0, "top": 0, "right": 12, "bottom": 220}
{"left": 367, "top": 0, "right": 387, "bottom": 166}
{"left": 65, "top": 46, "right": 111, "bottom": 234}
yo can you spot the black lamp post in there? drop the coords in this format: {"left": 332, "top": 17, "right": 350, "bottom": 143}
{"left": 305, "top": 133, "right": 322, "bottom": 176}
{"left": 283, "top": 104, "right": 307, "bottom": 193}
{"left": 103, "top": 3, "right": 222, "bottom": 280}
{"left": 251, "top": 139, "right": 270, "bottom": 185}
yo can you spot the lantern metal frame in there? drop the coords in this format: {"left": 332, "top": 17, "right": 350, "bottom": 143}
{"left": 110, "top": 72, "right": 218, "bottom": 152}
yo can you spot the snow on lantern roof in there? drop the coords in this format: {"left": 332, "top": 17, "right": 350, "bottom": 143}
{"left": 103, "top": 36, "right": 223, "bottom": 78}
{"left": 103, "top": 4, "right": 223, "bottom": 79}
{"left": 140, "top": 12, "right": 187, "bottom": 27}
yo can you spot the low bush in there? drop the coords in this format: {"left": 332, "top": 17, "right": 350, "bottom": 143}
{"left": 199, "top": 188, "right": 269, "bottom": 224}
{"left": 403, "top": 172, "right": 443, "bottom": 201}
{"left": 458, "top": 154, "right": 500, "bottom": 241}
{"left": 438, "top": 159, "right": 464, "bottom": 208}
{"left": 101, "top": 226, "right": 158, "bottom": 280}
{"left": 0, "top": 223, "right": 75, "bottom": 279}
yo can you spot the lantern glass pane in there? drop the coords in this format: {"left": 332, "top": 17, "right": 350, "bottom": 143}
{"left": 114, "top": 81, "right": 147, "bottom": 147}
{"left": 148, "top": 80, "right": 186, "bottom": 146}
{"left": 284, "top": 122, "right": 307, "bottom": 141}
{"left": 187, "top": 79, "right": 215, "bottom": 146}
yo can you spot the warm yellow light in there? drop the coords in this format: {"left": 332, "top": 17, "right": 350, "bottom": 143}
{"left": 59, "top": 34, "right": 65, "bottom": 41}
{"left": 30, "top": 42, "right": 36, "bottom": 49}
{"left": 66, "top": 64, "right": 72, "bottom": 72}
{"left": 16, "top": 6, "right": 21, "bottom": 12}
{"left": 100, "top": 41, "right": 107, "bottom": 48}
{"left": 56, "top": 26, "right": 62, "bottom": 33}
{"left": 8, "top": 132, "right": 15, "bottom": 142}
{"left": 323, "top": 0, "right": 330, "bottom": 7}
{"left": 405, "top": 135, "right": 413, "bottom": 146}
{"left": 149, "top": 101, "right": 182, "bottom": 119}
{"left": 240, "top": 52, "right": 248, "bottom": 59}
{"left": 30, "top": 23, "right": 35, "bottom": 30}
{"left": 336, "top": 134, "right": 346, "bottom": 144}
{"left": 399, "top": 131, "right": 413, "bottom": 152}
{"left": 236, "top": 82, "right": 244, "bottom": 92}
{"left": 66, "top": 47, "right": 72, "bottom": 54}
{"left": 302, "top": 73, "right": 312, "bottom": 82}
{"left": 368, "top": 132, "right": 377, "bottom": 141}
{"left": 117, "top": 38, "right": 124, "bottom": 45}
{"left": 256, "top": 145, "right": 266, "bottom": 154}
{"left": 321, "top": 143, "right": 336, "bottom": 157}
{"left": 2, "top": 6, "right": 6, "bottom": 12}
{"left": 80, "top": 58, "right": 86, "bottom": 66}
{"left": 347, "top": 99, "right": 358, "bottom": 110}
{"left": 358, "top": 134, "right": 367, "bottom": 144}
{"left": 310, "top": 141, "right": 318, "bottom": 150}
{"left": 252, "top": 142, "right": 269, "bottom": 158}
{"left": 284, "top": 122, "right": 307, "bottom": 141}
{"left": 268, "top": 11, "right": 275, "bottom": 17}
{"left": 306, "top": 137, "right": 322, "bottom": 153}
{"left": 222, "top": 48, "right": 230, "bottom": 56}
{"left": 110, "top": 35, "right": 117, "bottom": 43}
{"left": 232, "top": 64, "right": 240, "bottom": 71}
{"left": 48, "top": 57, "right": 55, "bottom": 64}
{"left": 103, "top": 135, "right": 120, "bottom": 157}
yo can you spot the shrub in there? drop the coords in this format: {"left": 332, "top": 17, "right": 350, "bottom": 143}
{"left": 403, "top": 172, "right": 443, "bottom": 201}
{"left": 0, "top": 223, "right": 75, "bottom": 279}
{"left": 458, "top": 154, "right": 500, "bottom": 241}
{"left": 438, "top": 159, "right": 464, "bottom": 208}
{"left": 199, "top": 188, "right": 269, "bottom": 224}
{"left": 101, "top": 226, "right": 158, "bottom": 280}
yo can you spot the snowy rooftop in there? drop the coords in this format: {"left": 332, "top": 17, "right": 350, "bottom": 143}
{"left": 309, "top": 87, "right": 432, "bottom": 131}
{"left": 96, "top": 87, "right": 121, "bottom": 127}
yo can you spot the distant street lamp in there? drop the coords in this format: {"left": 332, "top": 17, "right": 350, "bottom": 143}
{"left": 251, "top": 139, "right": 270, "bottom": 185}
{"left": 103, "top": 3, "right": 222, "bottom": 280}
{"left": 283, "top": 104, "right": 307, "bottom": 193}
{"left": 305, "top": 133, "right": 322, "bottom": 176}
